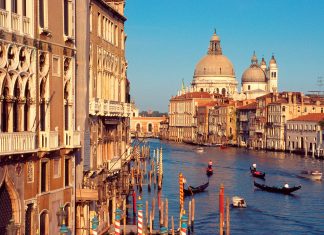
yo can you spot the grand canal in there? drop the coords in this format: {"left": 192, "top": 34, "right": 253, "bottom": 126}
{"left": 132, "top": 139, "right": 324, "bottom": 235}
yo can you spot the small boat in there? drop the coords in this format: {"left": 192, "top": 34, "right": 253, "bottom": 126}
{"left": 232, "top": 196, "right": 247, "bottom": 208}
{"left": 299, "top": 170, "right": 322, "bottom": 181}
{"left": 184, "top": 181, "right": 209, "bottom": 196}
{"left": 250, "top": 167, "right": 265, "bottom": 179}
{"left": 254, "top": 181, "right": 301, "bottom": 194}
{"left": 196, "top": 147, "right": 204, "bottom": 153}
{"left": 206, "top": 167, "right": 213, "bottom": 176}
{"left": 220, "top": 145, "right": 227, "bottom": 149}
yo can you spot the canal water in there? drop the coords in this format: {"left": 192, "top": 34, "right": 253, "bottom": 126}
{"left": 132, "top": 139, "right": 324, "bottom": 235}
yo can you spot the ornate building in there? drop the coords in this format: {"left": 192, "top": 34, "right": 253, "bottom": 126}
{"left": 130, "top": 116, "right": 167, "bottom": 138}
{"left": 241, "top": 52, "right": 278, "bottom": 99}
{"left": 192, "top": 31, "right": 238, "bottom": 97}
{"left": 75, "top": 1, "right": 132, "bottom": 234}
{"left": 0, "top": 0, "right": 79, "bottom": 234}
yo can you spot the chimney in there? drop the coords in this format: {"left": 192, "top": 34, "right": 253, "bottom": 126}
{"left": 301, "top": 92, "right": 304, "bottom": 106}
{"left": 292, "top": 93, "right": 297, "bottom": 104}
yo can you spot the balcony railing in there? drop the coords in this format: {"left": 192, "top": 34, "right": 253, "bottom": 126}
{"left": 11, "top": 13, "right": 20, "bottom": 32}
{"left": 239, "top": 115, "right": 248, "bottom": 122}
{"left": 0, "top": 132, "right": 36, "bottom": 156}
{"left": 39, "top": 131, "right": 59, "bottom": 150}
{"left": 103, "top": 157, "right": 121, "bottom": 172}
{"left": 63, "top": 130, "right": 81, "bottom": 148}
{"left": 22, "top": 16, "right": 30, "bottom": 35}
{"left": 90, "top": 98, "right": 132, "bottom": 117}
{"left": 0, "top": 9, "right": 8, "bottom": 29}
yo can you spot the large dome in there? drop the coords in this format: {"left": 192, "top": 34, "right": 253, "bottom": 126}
{"left": 194, "top": 54, "right": 235, "bottom": 77}
{"left": 242, "top": 65, "right": 266, "bottom": 83}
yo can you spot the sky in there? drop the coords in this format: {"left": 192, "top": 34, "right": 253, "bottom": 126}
{"left": 124, "top": 0, "right": 324, "bottom": 112}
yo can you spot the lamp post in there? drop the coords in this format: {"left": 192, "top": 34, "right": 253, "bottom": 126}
{"left": 6, "top": 218, "right": 19, "bottom": 235}
{"left": 56, "top": 206, "right": 69, "bottom": 234}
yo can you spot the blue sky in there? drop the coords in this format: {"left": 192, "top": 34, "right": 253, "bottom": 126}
{"left": 125, "top": 0, "right": 324, "bottom": 112}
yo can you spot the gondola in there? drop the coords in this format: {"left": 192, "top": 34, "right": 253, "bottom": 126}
{"left": 206, "top": 167, "right": 213, "bottom": 176}
{"left": 184, "top": 181, "right": 209, "bottom": 196}
{"left": 254, "top": 181, "right": 301, "bottom": 194}
{"left": 250, "top": 167, "right": 265, "bottom": 179}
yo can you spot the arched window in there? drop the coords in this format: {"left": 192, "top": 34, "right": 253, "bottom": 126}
{"left": 0, "top": 184, "right": 13, "bottom": 235}
{"left": 200, "top": 88, "right": 203, "bottom": 92}
{"left": 13, "top": 80, "right": 20, "bottom": 132}
{"left": 40, "top": 79, "right": 46, "bottom": 131}
{"left": 216, "top": 88, "right": 219, "bottom": 94}
{"left": 1, "top": 86, "right": 9, "bottom": 132}
{"left": 24, "top": 82, "right": 30, "bottom": 131}
{"left": 64, "top": 83, "right": 69, "bottom": 130}
{"left": 40, "top": 211, "right": 49, "bottom": 235}
{"left": 148, "top": 123, "right": 153, "bottom": 132}
{"left": 221, "top": 88, "right": 226, "bottom": 96}
{"left": 136, "top": 123, "right": 140, "bottom": 132}
{"left": 64, "top": 204, "right": 71, "bottom": 227}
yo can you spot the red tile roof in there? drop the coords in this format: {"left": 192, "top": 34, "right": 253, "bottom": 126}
{"left": 237, "top": 102, "right": 257, "bottom": 110}
{"left": 171, "top": 92, "right": 212, "bottom": 100}
{"left": 288, "top": 113, "right": 324, "bottom": 122}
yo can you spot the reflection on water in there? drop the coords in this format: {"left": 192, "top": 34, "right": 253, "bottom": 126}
{"left": 134, "top": 139, "right": 324, "bottom": 235}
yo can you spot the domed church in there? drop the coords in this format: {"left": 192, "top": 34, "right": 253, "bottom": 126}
{"left": 241, "top": 52, "right": 278, "bottom": 99}
{"left": 188, "top": 31, "right": 278, "bottom": 100}
{"left": 192, "top": 31, "right": 238, "bottom": 97}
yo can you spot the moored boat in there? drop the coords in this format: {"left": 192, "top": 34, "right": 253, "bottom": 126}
{"left": 184, "top": 181, "right": 209, "bottom": 196}
{"left": 250, "top": 167, "right": 265, "bottom": 179}
{"left": 254, "top": 181, "right": 301, "bottom": 194}
{"left": 232, "top": 196, "right": 247, "bottom": 208}
{"left": 196, "top": 147, "right": 204, "bottom": 153}
{"left": 299, "top": 170, "right": 322, "bottom": 181}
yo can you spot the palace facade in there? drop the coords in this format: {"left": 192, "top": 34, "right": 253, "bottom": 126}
{"left": 0, "top": 0, "right": 79, "bottom": 234}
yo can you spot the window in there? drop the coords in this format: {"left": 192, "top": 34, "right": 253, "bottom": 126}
{"left": 65, "top": 158, "right": 70, "bottom": 186}
{"left": 41, "top": 160, "right": 48, "bottom": 192}
{"left": 248, "top": 85, "right": 250, "bottom": 90}
{"left": 282, "top": 106, "right": 285, "bottom": 112}
{"left": 64, "top": 0, "right": 69, "bottom": 35}
{"left": 11, "top": 0, "right": 17, "bottom": 13}
{"left": 39, "top": 0, "right": 48, "bottom": 29}
{"left": 53, "top": 158, "right": 61, "bottom": 178}
{"left": 27, "top": 162, "right": 34, "bottom": 183}
{"left": 321, "top": 108, "right": 323, "bottom": 113}
{"left": 52, "top": 56, "right": 60, "bottom": 76}
{"left": 89, "top": 5, "right": 92, "bottom": 32}
{"left": 97, "top": 12, "right": 101, "bottom": 37}
{"left": 40, "top": 211, "right": 49, "bottom": 235}
{"left": 0, "top": 0, "right": 5, "bottom": 9}
{"left": 22, "top": 0, "right": 27, "bottom": 16}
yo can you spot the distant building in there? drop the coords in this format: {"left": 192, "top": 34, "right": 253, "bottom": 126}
{"left": 130, "top": 116, "right": 167, "bottom": 138}
{"left": 159, "top": 118, "right": 169, "bottom": 140}
{"left": 286, "top": 113, "right": 324, "bottom": 156}
{"left": 236, "top": 102, "right": 257, "bottom": 147}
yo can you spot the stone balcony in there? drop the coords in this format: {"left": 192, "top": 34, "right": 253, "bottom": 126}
{"left": 89, "top": 98, "right": 132, "bottom": 117}
{"left": 39, "top": 131, "right": 59, "bottom": 151}
{"left": 0, "top": 131, "right": 37, "bottom": 156}
{"left": 0, "top": 9, "right": 8, "bottom": 28}
{"left": 63, "top": 130, "right": 81, "bottom": 148}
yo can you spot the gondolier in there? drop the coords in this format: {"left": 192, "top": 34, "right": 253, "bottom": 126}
{"left": 208, "top": 160, "right": 213, "bottom": 168}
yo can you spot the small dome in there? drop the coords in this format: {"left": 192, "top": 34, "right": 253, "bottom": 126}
{"left": 260, "top": 57, "right": 266, "bottom": 66}
{"left": 210, "top": 32, "right": 220, "bottom": 41}
{"left": 242, "top": 65, "right": 266, "bottom": 83}
{"left": 194, "top": 54, "right": 235, "bottom": 77}
{"left": 269, "top": 55, "right": 276, "bottom": 64}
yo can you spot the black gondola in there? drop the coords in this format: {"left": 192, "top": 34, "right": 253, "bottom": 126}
{"left": 250, "top": 167, "right": 265, "bottom": 179}
{"left": 206, "top": 167, "right": 213, "bottom": 176}
{"left": 184, "top": 181, "right": 209, "bottom": 196}
{"left": 254, "top": 181, "right": 301, "bottom": 194}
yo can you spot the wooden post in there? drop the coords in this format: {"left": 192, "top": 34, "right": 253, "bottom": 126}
{"left": 165, "top": 199, "right": 169, "bottom": 229}
{"left": 149, "top": 210, "right": 153, "bottom": 234}
{"left": 226, "top": 197, "right": 230, "bottom": 235}
{"left": 152, "top": 197, "right": 155, "bottom": 229}
{"left": 146, "top": 200, "right": 149, "bottom": 228}
{"left": 123, "top": 199, "right": 126, "bottom": 235}
{"left": 188, "top": 200, "right": 192, "bottom": 228}
{"left": 191, "top": 198, "right": 195, "bottom": 231}
{"left": 171, "top": 216, "right": 175, "bottom": 235}
{"left": 160, "top": 200, "right": 164, "bottom": 228}
{"left": 219, "top": 184, "right": 224, "bottom": 235}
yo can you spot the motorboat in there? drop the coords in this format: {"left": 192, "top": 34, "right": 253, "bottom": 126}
{"left": 184, "top": 181, "right": 209, "bottom": 196}
{"left": 250, "top": 167, "right": 265, "bottom": 179}
{"left": 299, "top": 170, "right": 322, "bottom": 181}
{"left": 232, "top": 196, "right": 247, "bottom": 208}
{"left": 254, "top": 181, "right": 301, "bottom": 194}
{"left": 206, "top": 167, "right": 213, "bottom": 176}
{"left": 196, "top": 147, "right": 204, "bottom": 153}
